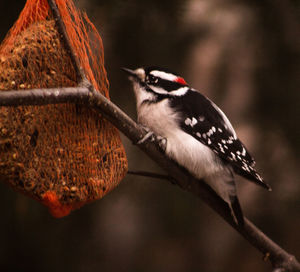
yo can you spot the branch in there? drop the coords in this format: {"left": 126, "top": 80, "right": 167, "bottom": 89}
{"left": 0, "top": 87, "right": 299, "bottom": 271}
{"left": 0, "top": 87, "right": 88, "bottom": 106}
{"left": 48, "top": 0, "right": 86, "bottom": 82}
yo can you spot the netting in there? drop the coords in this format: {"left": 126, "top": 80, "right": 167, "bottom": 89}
{"left": 0, "top": 0, "right": 128, "bottom": 217}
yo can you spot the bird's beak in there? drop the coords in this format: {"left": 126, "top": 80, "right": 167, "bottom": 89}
{"left": 121, "top": 67, "right": 139, "bottom": 81}
{"left": 121, "top": 67, "right": 146, "bottom": 83}
{"left": 121, "top": 67, "right": 136, "bottom": 76}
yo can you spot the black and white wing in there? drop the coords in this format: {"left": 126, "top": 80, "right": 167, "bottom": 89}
{"left": 170, "top": 89, "right": 270, "bottom": 190}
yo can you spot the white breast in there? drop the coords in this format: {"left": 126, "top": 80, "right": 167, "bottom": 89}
{"left": 137, "top": 99, "right": 225, "bottom": 179}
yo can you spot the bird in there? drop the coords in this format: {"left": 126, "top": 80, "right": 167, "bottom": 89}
{"left": 122, "top": 66, "right": 271, "bottom": 226}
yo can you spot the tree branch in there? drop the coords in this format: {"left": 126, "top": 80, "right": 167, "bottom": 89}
{"left": 48, "top": 0, "right": 86, "bottom": 82}
{"left": 0, "top": 87, "right": 88, "bottom": 106}
{"left": 0, "top": 86, "right": 299, "bottom": 271}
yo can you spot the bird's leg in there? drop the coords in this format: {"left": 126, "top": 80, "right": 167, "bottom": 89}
{"left": 137, "top": 131, "right": 155, "bottom": 144}
{"left": 135, "top": 126, "right": 167, "bottom": 152}
{"left": 135, "top": 125, "right": 155, "bottom": 145}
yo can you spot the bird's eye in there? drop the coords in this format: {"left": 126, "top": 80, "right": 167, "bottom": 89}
{"left": 146, "top": 75, "right": 158, "bottom": 84}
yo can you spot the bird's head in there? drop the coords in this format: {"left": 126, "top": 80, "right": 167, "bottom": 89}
{"left": 122, "top": 66, "right": 189, "bottom": 105}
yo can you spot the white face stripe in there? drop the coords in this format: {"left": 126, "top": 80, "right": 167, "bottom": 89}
{"left": 149, "top": 86, "right": 189, "bottom": 96}
{"left": 150, "top": 70, "right": 178, "bottom": 82}
{"left": 169, "top": 86, "right": 189, "bottom": 96}
{"left": 149, "top": 85, "right": 169, "bottom": 95}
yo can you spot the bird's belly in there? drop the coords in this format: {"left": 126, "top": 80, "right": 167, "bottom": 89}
{"left": 165, "top": 131, "right": 234, "bottom": 202}
{"left": 165, "top": 129, "right": 224, "bottom": 179}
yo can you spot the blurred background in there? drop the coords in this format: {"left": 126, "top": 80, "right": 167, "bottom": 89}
{"left": 0, "top": 0, "right": 299, "bottom": 271}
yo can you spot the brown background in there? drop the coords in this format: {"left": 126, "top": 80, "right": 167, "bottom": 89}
{"left": 0, "top": 0, "right": 299, "bottom": 271}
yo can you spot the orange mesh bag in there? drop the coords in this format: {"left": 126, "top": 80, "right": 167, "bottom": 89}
{"left": 0, "top": 0, "right": 128, "bottom": 217}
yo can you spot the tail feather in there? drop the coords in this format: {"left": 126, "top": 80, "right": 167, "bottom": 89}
{"left": 233, "top": 165, "right": 271, "bottom": 191}
{"left": 205, "top": 170, "right": 244, "bottom": 226}
{"left": 229, "top": 196, "right": 244, "bottom": 226}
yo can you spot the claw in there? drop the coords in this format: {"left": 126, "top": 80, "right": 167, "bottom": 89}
{"left": 137, "top": 131, "right": 155, "bottom": 145}
{"left": 135, "top": 126, "right": 167, "bottom": 151}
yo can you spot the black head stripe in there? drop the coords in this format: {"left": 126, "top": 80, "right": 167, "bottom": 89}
{"left": 145, "top": 66, "right": 177, "bottom": 75}
{"left": 150, "top": 78, "right": 185, "bottom": 91}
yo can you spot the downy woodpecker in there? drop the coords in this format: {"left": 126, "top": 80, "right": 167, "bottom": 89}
{"left": 123, "top": 66, "right": 271, "bottom": 225}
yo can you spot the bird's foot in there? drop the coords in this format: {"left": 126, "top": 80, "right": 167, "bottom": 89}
{"left": 137, "top": 131, "right": 155, "bottom": 144}
{"left": 135, "top": 126, "right": 167, "bottom": 152}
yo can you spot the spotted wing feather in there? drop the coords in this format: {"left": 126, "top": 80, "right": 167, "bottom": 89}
{"left": 169, "top": 89, "right": 270, "bottom": 190}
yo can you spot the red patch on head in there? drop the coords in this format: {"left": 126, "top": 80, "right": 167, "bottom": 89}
{"left": 175, "top": 77, "right": 187, "bottom": 85}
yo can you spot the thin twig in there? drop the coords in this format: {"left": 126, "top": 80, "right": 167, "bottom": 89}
{"left": 127, "top": 170, "right": 177, "bottom": 183}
